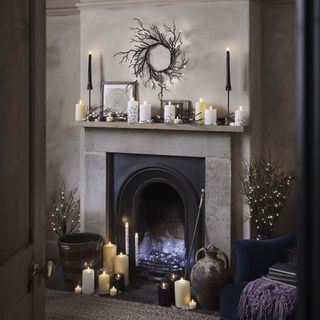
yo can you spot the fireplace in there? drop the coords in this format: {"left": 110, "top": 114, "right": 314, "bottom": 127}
{"left": 111, "top": 153, "right": 205, "bottom": 278}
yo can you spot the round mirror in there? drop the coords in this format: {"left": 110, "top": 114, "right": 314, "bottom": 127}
{"left": 148, "top": 44, "right": 171, "bottom": 72}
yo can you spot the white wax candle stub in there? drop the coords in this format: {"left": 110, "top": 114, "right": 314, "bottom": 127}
{"left": 75, "top": 285, "right": 82, "bottom": 295}
{"left": 189, "top": 299, "right": 197, "bottom": 310}
{"left": 103, "top": 241, "right": 117, "bottom": 274}
{"left": 82, "top": 266, "right": 95, "bottom": 295}
{"left": 98, "top": 271, "right": 110, "bottom": 294}
{"left": 110, "top": 286, "right": 117, "bottom": 296}
{"left": 204, "top": 107, "right": 217, "bottom": 125}
{"left": 114, "top": 253, "right": 129, "bottom": 287}
{"left": 175, "top": 278, "right": 191, "bottom": 308}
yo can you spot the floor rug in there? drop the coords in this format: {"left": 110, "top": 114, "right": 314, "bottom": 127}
{"left": 46, "top": 289, "right": 220, "bottom": 320}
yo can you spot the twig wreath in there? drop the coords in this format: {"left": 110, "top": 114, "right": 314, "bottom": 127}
{"left": 114, "top": 19, "right": 189, "bottom": 100}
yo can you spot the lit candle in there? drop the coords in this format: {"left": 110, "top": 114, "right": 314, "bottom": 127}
{"left": 174, "top": 117, "right": 182, "bottom": 124}
{"left": 174, "top": 278, "right": 191, "bottom": 308}
{"left": 168, "top": 273, "right": 179, "bottom": 303}
{"left": 189, "top": 299, "right": 197, "bottom": 310}
{"left": 164, "top": 101, "right": 176, "bottom": 124}
{"left": 139, "top": 101, "right": 151, "bottom": 123}
{"left": 225, "top": 48, "right": 232, "bottom": 91}
{"left": 110, "top": 286, "right": 117, "bottom": 296}
{"left": 82, "top": 266, "right": 95, "bottom": 295}
{"left": 114, "top": 252, "right": 129, "bottom": 287}
{"left": 113, "top": 273, "right": 125, "bottom": 292}
{"left": 103, "top": 241, "right": 117, "bottom": 274}
{"left": 195, "top": 98, "right": 206, "bottom": 124}
{"left": 98, "top": 271, "right": 110, "bottom": 294}
{"left": 106, "top": 113, "right": 113, "bottom": 122}
{"left": 125, "top": 222, "right": 129, "bottom": 255}
{"left": 135, "top": 232, "right": 139, "bottom": 267}
{"left": 75, "top": 100, "right": 87, "bottom": 121}
{"left": 234, "top": 106, "right": 249, "bottom": 126}
{"left": 127, "top": 97, "right": 139, "bottom": 123}
{"left": 204, "top": 106, "right": 217, "bottom": 125}
{"left": 74, "top": 285, "right": 82, "bottom": 295}
{"left": 158, "top": 281, "right": 171, "bottom": 307}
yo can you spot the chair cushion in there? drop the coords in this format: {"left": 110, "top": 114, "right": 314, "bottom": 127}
{"left": 219, "top": 282, "right": 248, "bottom": 320}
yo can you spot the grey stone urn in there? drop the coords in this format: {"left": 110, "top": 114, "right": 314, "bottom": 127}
{"left": 190, "top": 243, "right": 230, "bottom": 310}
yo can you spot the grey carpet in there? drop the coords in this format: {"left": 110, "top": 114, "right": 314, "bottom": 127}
{"left": 46, "top": 289, "right": 220, "bottom": 320}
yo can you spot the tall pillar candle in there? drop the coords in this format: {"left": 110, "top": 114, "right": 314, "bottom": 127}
{"left": 125, "top": 222, "right": 129, "bottom": 255}
{"left": 82, "top": 266, "right": 95, "bottom": 295}
{"left": 139, "top": 101, "right": 151, "bottom": 123}
{"left": 103, "top": 241, "right": 117, "bottom": 274}
{"left": 174, "top": 278, "right": 191, "bottom": 308}
{"left": 135, "top": 232, "right": 139, "bottom": 267}
{"left": 75, "top": 100, "right": 87, "bottom": 121}
{"left": 164, "top": 101, "right": 175, "bottom": 124}
{"left": 114, "top": 253, "right": 129, "bottom": 287}
{"left": 195, "top": 98, "right": 206, "bottom": 124}
{"left": 98, "top": 271, "right": 110, "bottom": 294}
{"left": 204, "top": 106, "right": 217, "bottom": 125}
{"left": 127, "top": 97, "right": 139, "bottom": 123}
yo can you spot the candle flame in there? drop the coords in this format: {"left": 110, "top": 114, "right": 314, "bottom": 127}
{"left": 103, "top": 271, "right": 106, "bottom": 275}
{"left": 226, "top": 47, "right": 230, "bottom": 52}
{"left": 120, "top": 252, "right": 123, "bottom": 255}
{"left": 169, "top": 101, "right": 171, "bottom": 105}
{"left": 125, "top": 222, "right": 129, "bottom": 226}
{"left": 239, "top": 106, "right": 243, "bottom": 111}
{"left": 144, "top": 100, "right": 147, "bottom": 105}
{"left": 135, "top": 232, "right": 138, "bottom": 237}
{"left": 199, "top": 97, "right": 203, "bottom": 103}
{"left": 88, "top": 51, "right": 92, "bottom": 55}
{"left": 209, "top": 106, "right": 213, "bottom": 110}
{"left": 79, "top": 100, "right": 82, "bottom": 104}
{"left": 108, "top": 241, "right": 111, "bottom": 245}
{"left": 131, "top": 97, "right": 134, "bottom": 101}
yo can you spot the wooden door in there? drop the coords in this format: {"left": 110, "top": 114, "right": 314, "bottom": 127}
{"left": 0, "top": 0, "right": 45, "bottom": 319}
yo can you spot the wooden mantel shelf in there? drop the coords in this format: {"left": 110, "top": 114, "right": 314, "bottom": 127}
{"left": 72, "top": 121, "right": 244, "bottom": 133}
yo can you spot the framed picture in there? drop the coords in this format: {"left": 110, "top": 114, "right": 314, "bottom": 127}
{"left": 161, "top": 100, "right": 191, "bottom": 119}
{"left": 101, "top": 81, "right": 137, "bottom": 113}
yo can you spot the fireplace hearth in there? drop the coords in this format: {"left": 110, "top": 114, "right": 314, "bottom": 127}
{"left": 112, "top": 153, "right": 205, "bottom": 278}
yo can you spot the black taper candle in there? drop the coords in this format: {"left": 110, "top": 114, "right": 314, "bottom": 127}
{"left": 225, "top": 48, "right": 231, "bottom": 91}
{"left": 87, "top": 51, "right": 93, "bottom": 91}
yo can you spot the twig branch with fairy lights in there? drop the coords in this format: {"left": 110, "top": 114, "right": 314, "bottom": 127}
{"left": 48, "top": 179, "right": 81, "bottom": 237}
{"left": 240, "top": 154, "right": 295, "bottom": 239}
{"left": 114, "top": 18, "right": 189, "bottom": 100}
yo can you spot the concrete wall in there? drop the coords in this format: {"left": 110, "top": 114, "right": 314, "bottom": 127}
{"left": 46, "top": 14, "right": 80, "bottom": 258}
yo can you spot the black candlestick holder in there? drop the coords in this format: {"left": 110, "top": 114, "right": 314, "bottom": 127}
{"left": 158, "top": 281, "right": 171, "bottom": 307}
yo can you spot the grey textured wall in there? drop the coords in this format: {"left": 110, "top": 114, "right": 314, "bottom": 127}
{"left": 46, "top": 14, "right": 80, "bottom": 258}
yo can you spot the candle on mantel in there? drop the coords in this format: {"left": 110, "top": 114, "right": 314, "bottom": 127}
{"left": 189, "top": 299, "right": 197, "bottom": 310}
{"left": 127, "top": 97, "right": 139, "bottom": 123}
{"left": 195, "top": 98, "right": 206, "bottom": 124}
{"left": 82, "top": 265, "right": 95, "bottom": 295}
{"left": 103, "top": 241, "right": 117, "bottom": 274}
{"left": 75, "top": 100, "right": 87, "bottom": 121}
{"left": 74, "top": 285, "right": 82, "bottom": 295}
{"left": 174, "top": 117, "right": 182, "bottom": 124}
{"left": 110, "top": 286, "right": 117, "bottom": 296}
{"left": 175, "top": 277, "right": 191, "bottom": 308}
{"left": 125, "top": 222, "right": 129, "bottom": 255}
{"left": 164, "top": 101, "right": 176, "bottom": 124}
{"left": 98, "top": 271, "right": 110, "bottom": 294}
{"left": 204, "top": 106, "right": 217, "bottom": 125}
{"left": 158, "top": 281, "right": 171, "bottom": 307}
{"left": 106, "top": 112, "right": 113, "bottom": 122}
{"left": 114, "top": 252, "right": 129, "bottom": 287}
{"left": 139, "top": 101, "right": 151, "bottom": 123}
{"left": 135, "top": 232, "right": 139, "bottom": 267}
{"left": 234, "top": 106, "right": 249, "bottom": 126}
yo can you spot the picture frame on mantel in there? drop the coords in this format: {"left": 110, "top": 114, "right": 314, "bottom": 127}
{"left": 101, "top": 81, "right": 137, "bottom": 113}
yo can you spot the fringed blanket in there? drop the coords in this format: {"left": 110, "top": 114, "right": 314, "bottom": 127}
{"left": 238, "top": 278, "right": 298, "bottom": 320}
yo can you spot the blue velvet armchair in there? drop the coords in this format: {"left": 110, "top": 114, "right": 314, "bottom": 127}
{"left": 219, "top": 230, "right": 298, "bottom": 320}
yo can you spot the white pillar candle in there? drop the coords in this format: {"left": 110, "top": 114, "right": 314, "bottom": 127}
{"left": 164, "top": 101, "right": 176, "bottom": 124}
{"left": 98, "top": 271, "right": 110, "bottom": 294}
{"left": 110, "top": 286, "right": 117, "bottom": 296}
{"left": 74, "top": 285, "right": 82, "bottom": 295}
{"left": 127, "top": 97, "right": 139, "bottom": 123}
{"left": 139, "top": 101, "right": 151, "bottom": 123}
{"left": 234, "top": 106, "right": 249, "bottom": 126}
{"left": 204, "top": 106, "right": 217, "bottom": 125}
{"left": 114, "top": 252, "right": 129, "bottom": 287}
{"left": 175, "top": 278, "right": 191, "bottom": 308}
{"left": 125, "top": 222, "right": 129, "bottom": 255}
{"left": 103, "top": 241, "right": 117, "bottom": 274}
{"left": 82, "top": 266, "right": 95, "bottom": 295}
{"left": 75, "top": 100, "right": 87, "bottom": 121}
{"left": 135, "top": 232, "right": 139, "bottom": 267}
{"left": 189, "top": 299, "right": 197, "bottom": 310}
{"left": 195, "top": 98, "right": 206, "bottom": 124}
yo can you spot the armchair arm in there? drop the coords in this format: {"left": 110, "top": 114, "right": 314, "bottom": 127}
{"left": 234, "top": 229, "right": 298, "bottom": 282}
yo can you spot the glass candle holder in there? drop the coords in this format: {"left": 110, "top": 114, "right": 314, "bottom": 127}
{"left": 96, "top": 268, "right": 110, "bottom": 294}
{"left": 112, "top": 273, "right": 125, "bottom": 292}
{"left": 158, "top": 281, "right": 171, "bottom": 307}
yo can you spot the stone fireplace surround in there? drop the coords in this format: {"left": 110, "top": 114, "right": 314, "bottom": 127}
{"left": 77, "top": 122, "right": 243, "bottom": 257}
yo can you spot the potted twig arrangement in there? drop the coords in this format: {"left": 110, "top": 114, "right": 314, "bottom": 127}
{"left": 48, "top": 179, "right": 103, "bottom": 287}
{"left": 240, "top": 154, "right": 295, "bottom": 239}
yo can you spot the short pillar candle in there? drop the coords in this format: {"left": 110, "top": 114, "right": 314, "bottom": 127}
{"left": 174, "top": 277, "right": 191, "bottom": 308}
{"left": 112, "top": 273, "right": 125, "bottom": 292}
{"left": 158, "top": 281, "right": 171, "bottom": 307}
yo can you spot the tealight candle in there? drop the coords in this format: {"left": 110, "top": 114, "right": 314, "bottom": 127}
{"left": 174, "top": 117, "right": 182, "bottom": 124}
{"left": 189, "top": 299, "right": 197, "bottom": 310}
{"left": 114, "top": 252, "right": 129, "bottom": 287}
{"left": 107, "top": 113, "right": 113, "bottom": 122}
{"left": 103, "top": 241, "right": 117, "bottom": 274}
{"left": 164, "top": 101, "right": 176, "bottom": 124}
{"left": 139, "top": 101, "right": 151, "bottom": 123}
{"left": 175, "top": 277, "right": 191, "bottom": 308}
{"left": 127, "top": 97, "right": 139, "bottom": 123}
{"left": 75, "top": 285, "right": 82, "bottom": 295}
{"left": 82, "top": 266, "right": 95, "bottom": 295}
{"left": 204, "top": 106, "right": 217, "bottom": 125}
{"left": 98, "top": 271, "right": 110, "bottom": 294}
{"left": 110, "top": 286, "right": 117, "bottom": 296}
{"left": 195, "top": 98, "right": 206, "bottom": 124}
{"left": 75, "top": 100, "right": 87, "bottom": 121}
